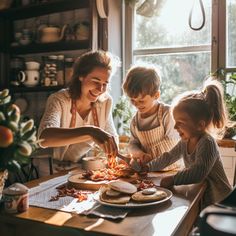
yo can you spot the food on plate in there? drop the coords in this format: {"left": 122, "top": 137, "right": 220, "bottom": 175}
{"left": 142, "top": 187, "right": 157, "bottom": 195}
{"left": 131, "top": 189, "right": 167, "bottom": 203}
{"left": 99, "top": 186, "right": 131, "bottom": 204}
{"left": 99, "top": 180, "right": 137, "bottom": 204}
{"left": 108, "top": 180, "right": 137, "bottom": 194}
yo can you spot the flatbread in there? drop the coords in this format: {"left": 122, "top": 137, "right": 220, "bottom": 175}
{"left": 108, "top": 180, "right": 137, "bottom": 194}
{"left": 131, "top": 189, "right": 168, "bottom": 203}
{"left": 99, "top": 189, "right": 131, "bottom": 204}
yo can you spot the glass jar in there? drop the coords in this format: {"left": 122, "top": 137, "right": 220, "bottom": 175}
{"left": 43, "top": 55, "right": 58, "bottom": 86}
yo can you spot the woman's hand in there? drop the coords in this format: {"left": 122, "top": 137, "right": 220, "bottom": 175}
{"left": 160, "top": 175, "right": 174, "bottom": 188}
{"left": 88, "top": 126, "right": 118, "bottom": 157}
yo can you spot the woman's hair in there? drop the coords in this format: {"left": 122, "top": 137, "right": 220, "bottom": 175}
{"left": 172, "top": 77, "right": 228, "bottom": 133}
{"left": 122, "top": 65, "right": 161, "bottom": 98}
{"left": 69, "top": 50, "right": 120, "bottom": 100}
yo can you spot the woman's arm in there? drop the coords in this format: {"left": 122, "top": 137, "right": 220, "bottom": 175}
{"left": 39, "top": 126, "right": 118, "bottom": 157}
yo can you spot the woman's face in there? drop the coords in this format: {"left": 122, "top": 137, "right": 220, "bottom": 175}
{"left": 79, "top": 67, "right": 110, "bottom": 102}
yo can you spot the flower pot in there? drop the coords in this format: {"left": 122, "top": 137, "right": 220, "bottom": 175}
{"left": 0, "top": 170, "right": 8, "bottom": 201}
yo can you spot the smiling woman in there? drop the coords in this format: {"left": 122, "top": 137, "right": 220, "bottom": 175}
{"left": 35, "top": 50, "right": 121, "bottom": 177}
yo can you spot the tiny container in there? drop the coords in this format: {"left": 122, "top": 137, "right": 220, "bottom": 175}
{"left": 82, "top": 157, "right": 107, "bottom": 171}
{"left": 3, "top": 183, "right": 29, "bottom": 214}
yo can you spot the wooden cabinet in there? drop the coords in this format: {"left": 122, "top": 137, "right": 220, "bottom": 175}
{"left": 219, "top": 147, "right": 236, "bottom": 186}
{"left": 0, "top": 0, "right": 99, "bottom": 91}
{"left": 0, "top": 0, "right": 105, "bottom": 124}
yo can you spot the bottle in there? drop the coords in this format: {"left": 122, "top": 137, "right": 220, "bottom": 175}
{"left": 64, "top": 57, "right": 74, "bottom": 86}
{"left": 56, "top": 55, "right": 65, "bottom": 86}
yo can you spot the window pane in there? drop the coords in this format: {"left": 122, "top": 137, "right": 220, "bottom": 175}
{"left": 134, "top": 53, "right": 211, "bottom": 104}
{"left": 227, "top": 0, "right": 236, "bottom": 67}
{"left": 135, "top": 0, "right": 211, "bottom": 49}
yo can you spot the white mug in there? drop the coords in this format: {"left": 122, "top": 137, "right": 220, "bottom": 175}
{"left": 18, "top": 70, "right": 40, "bottom": 87}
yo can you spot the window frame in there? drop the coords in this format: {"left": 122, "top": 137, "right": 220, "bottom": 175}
{"left": 124, "top": 0, "right": 235, "bottom": 80}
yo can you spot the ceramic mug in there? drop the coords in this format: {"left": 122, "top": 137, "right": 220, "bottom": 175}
{"left": 18, "top": 70, "right": 40, "bottom": 87}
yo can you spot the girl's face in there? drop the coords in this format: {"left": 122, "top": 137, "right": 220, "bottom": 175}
{"left": 173, "top": 108, "right": 204, "bottom": 141}
{"left": 79, "top": 67, "right": 110, "bottom": 102}
{"left": 130, "top": 92, "right": 159, "bottom": 116}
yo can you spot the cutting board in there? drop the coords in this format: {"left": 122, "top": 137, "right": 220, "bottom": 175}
{"left": 67, "top": 174, "right": 109, "bottom": 190}
{"left": 67, "top": 173, "right": 140, "bottom": 190}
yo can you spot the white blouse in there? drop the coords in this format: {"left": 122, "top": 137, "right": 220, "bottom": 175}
{"left": 38, "top": 89, "right": 118, "bottom": 162}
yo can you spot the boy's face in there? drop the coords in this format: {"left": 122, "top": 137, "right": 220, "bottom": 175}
{"left": 130, "top": 92, "right": 159, "bottom": 115}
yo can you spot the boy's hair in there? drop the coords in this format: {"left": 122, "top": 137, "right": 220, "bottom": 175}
{"left": 69, "top": 50, "right": 120, "bottom": 100}
{"left": 172, "top": 77, "right": 228, "bottom": 132}
{"left": 123, "top": 66, "right": 161, "bottom": 98}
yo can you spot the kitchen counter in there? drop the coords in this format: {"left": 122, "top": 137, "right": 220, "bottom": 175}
{"left": 0, "top": 171, "right": 206, "bottom": 236}
{"left": 217, "top": 138, "right": 236, "bottom": 148}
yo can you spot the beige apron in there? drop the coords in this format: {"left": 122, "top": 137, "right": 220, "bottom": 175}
{"left": 134, "top": 104, "right": 180, "bottom": 171}
{"left": 54, "top": 101, "right": 100, "bottom": 171}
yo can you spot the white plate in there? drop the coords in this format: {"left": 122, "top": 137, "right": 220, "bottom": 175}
{"left": 95, "top": 187, "right": 173, "bottom": 208}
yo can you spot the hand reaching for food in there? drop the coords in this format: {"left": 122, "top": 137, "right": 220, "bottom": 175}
{"left": 89, "top": 126, "right": 118, "bottom": 158}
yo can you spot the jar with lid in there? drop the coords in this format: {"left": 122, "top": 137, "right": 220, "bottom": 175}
{"left": 64, "top": 58, "right": 74, "bottom": 86}
{"left": 43, "top": 55, "right": 58, "bottom": 86}
{"left": 56, "top": 55, "right": 65, "bottom": 86}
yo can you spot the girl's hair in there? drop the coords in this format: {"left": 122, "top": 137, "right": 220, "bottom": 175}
{"left": 172, "top": 77, "right": 228, "bottom": 133}
{"left": 69, "top": 50, "right": 120, "bottom": 100}
{"left": 123, "top": 65, "right": 161, "bottom": 98}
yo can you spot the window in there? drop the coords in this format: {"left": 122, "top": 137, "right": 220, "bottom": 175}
{"left": 124, "top": 0, "right": 236, "bottom": 104}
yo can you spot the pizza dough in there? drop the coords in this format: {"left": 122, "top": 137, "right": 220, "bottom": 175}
{"left": 108, "top": 180, "right": 137, "bottom": 194}
{"left": 99, "top": 187, "right": 131, "bottom": 204}
{"left": 131, "top": 189, "right": 168, "bottom": 202}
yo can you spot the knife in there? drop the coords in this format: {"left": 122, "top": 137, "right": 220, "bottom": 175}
{"left": 117, "top": 153, "right": 141, "bottom": 172}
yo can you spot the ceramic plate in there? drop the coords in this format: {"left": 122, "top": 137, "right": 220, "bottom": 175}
{"left": 14, "top": 97, "right": 29, "bottom": 113}
{"left": 95, "top": 187, "right": 172, "bottom": 208}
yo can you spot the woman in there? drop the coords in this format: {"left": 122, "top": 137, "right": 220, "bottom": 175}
{"left": 37, "top": 50, "right": 120, "bottom": 175}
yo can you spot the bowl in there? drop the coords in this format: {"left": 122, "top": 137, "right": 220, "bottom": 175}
{"left": 82, "top": 156, "right": 107, "bottom": 171}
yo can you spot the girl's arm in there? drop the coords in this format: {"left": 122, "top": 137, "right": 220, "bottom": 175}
{"left": 173, "top": 136, "right": 218, "bottom": 185}
{"left": 146, "top": 141, "right": 183, "bottom": 171}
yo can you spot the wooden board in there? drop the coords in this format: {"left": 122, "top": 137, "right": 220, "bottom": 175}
{"left": 67, "top": 174, "right": 109, "bottom": 190}
{"left": 67, "top": 173, "right": 140, "bottom": 190}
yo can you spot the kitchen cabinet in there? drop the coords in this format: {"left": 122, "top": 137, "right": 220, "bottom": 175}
{"left": 219, "top": 147, "right": 236, "bottom": 186}
{"left": 0, "top": 0, "right": 101, "bottom": 91}
{"left": 0, "top": 0, "right": 104, "bottom": 124}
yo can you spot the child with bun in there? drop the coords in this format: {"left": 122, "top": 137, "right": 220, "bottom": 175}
{"left": 135, "top": 77, "right": 232, "bottom": 207}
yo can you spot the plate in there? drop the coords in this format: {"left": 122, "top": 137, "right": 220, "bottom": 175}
{"left": 14, "top": 97, "right": 29, "bottom": 113}
{"left": 95, "top": 187, "right": 173, "bottom": 208}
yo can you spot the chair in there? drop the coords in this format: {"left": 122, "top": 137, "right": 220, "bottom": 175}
{"left": 197, "top": 186, "right": 236, "bottom": 236}
{"left": 28, "top": 148, "right": 54, "bottom": 180}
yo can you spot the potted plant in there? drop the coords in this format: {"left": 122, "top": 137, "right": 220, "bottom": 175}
{"left": 112, "top": 95, "right": 136, "bottom": 153}
{"left": 0, "top": 89, "right": 38, "bottom": 199}
{"left": 221, "top": 73, "right": 236, "bottom": 139}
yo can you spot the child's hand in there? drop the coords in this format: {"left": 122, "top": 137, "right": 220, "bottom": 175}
{"left": 160, "top": 175, "right": 174, "bottom": 188}
{"left": 131, "top": 152, "right": 152, "bottom": 164}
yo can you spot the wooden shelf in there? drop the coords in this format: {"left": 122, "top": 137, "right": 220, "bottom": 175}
{"left": 10, "top": 40, "right": 90, "bottom": 55}
{"left": 0, "top": 0, "right": 89, "bottom": 20}
{"left": 9, "top": 85, "right": 65, "bottom": 93}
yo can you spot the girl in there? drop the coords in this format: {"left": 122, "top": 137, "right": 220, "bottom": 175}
{"left": 123, "top": 65, "right": 181, "bottom": 171}
{"left": 37, "top": 50, "right": 120, "bottom": 175}
{"left": 137, "top": 77, "right": 232, "bottom": 207}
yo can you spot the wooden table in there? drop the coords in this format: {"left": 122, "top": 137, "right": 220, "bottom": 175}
{"left": 0, "top": 171, "right": 206, "bottom": 236}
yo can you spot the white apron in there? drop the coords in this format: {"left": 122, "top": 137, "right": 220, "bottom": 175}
{"left": 134, "top": 104, "right": 181, "bottom": 171}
